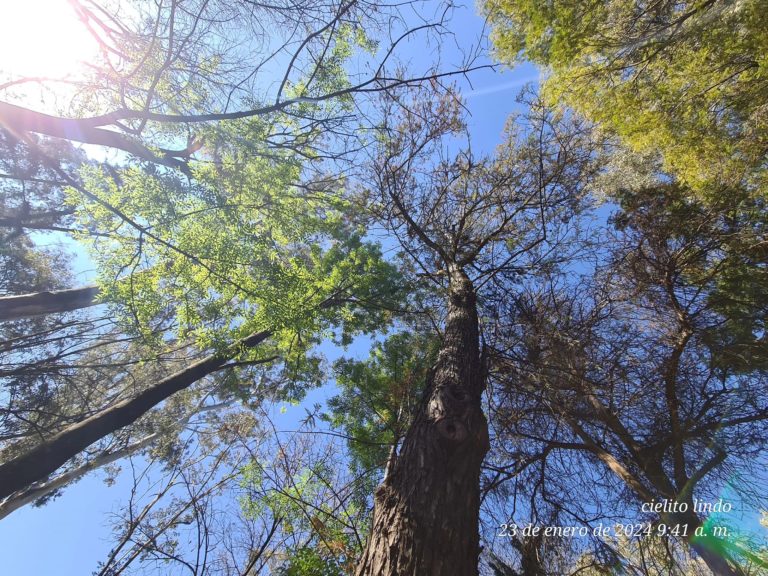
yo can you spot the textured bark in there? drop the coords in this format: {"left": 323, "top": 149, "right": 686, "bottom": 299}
{"left": 356, "top": 269, "right": 489, "bottom": 576}
{"left": 0, "top": 330, "right": 270, "bottom": 502}
{"left": 0, "top": 285, "right": 100, "bottom": 322}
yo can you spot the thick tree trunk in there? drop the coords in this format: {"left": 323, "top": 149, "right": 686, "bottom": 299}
{"left": 0, "top": 285, "right": 100, "bottom": 322}
{"left": 356, "top": 269, "right": 489, "bottom": 576}
{"left": 0, "top": 330, "right": 270, "bottom": 502}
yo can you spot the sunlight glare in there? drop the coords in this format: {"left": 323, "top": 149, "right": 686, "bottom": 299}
{"left": 0, "top": 0, "right": 99, "bottom": 80}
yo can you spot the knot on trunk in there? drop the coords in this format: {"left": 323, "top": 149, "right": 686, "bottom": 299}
{"left": 374, "top": 483, "right": 397, "bottom": 506}
{"left": 436, "top": 416, "right": 467, "bottom": 442}
{"left": 448, "top": 282, "right": 475, "bottom": 309}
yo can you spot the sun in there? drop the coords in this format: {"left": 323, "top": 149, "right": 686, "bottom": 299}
{"left": 0, "top": 0, "right": 99, "bottom": 85}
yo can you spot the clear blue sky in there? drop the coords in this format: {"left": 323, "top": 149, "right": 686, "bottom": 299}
{"left": 0, "top": 4, "right": 539, "bottom": 575}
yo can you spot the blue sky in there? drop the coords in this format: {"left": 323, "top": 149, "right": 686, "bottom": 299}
{"left": 0, "top": 4, "right": 540, "bottom": 574}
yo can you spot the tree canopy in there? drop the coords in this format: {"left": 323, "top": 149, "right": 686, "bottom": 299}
{"left": 484, "top": 0, "right": 768, "bottom": 199}
{"left": 2, "top": 1, "right": 768, "bottom": 575}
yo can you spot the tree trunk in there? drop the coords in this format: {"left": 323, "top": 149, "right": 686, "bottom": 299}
{"left": 0, "top": 330, "right": 270, "bottom": 502}
{"left": 0, "top": 401, "right": 231, "bottom": 519}
{"left": 355, "top": 269, "right": 489, "bottom": 576}
{"left": 0, "top": 432, "right": 158, "bottom": 520}
{"left": 670, "top": 508, "right": 746, "bottom": 576}
{"left": 0, "top": 285, "right": 100, "bottom": 322}
{"left": 0, "top": 101, "right": 187, "bottom": 171}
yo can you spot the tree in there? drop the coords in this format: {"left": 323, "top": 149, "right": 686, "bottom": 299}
{"left": 93, "top": 402, "right": 274, "bottom": 576}
{"left": 488, "top": 182, "right": 768, "bottom": 575}
{"left": 0, "top": 168, "right": 397, "bottom": 505}
{"left": 101, "top": 397, "right": 378, "bottom": 576}
{"left": 0, "top": 123, "right": 397, "bottom": 509}
{"left": 483, "top": 0, "right": 768, "bottom": 198}
{"left": 1, "top": 0, "right": 487, "bottom": 172}
{"left": 6, "top": 5, "right": 766, "bottom": 575}
{"left": 352, "top": 88, "right": 600, "bottom": 575}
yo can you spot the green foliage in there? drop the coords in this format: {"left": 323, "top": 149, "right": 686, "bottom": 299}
{"left": 276, "top": 546, "right": 346, "bottom": 576}
{"left": 485, "top": 0, "right": 768, "bottom": 198}
{"left": 66, "top": 117, "right": 399, "bottom": 358}
{"left": 327, "top": 332, "right": 437, "bottom": 475}
{"left": 0, "top": 129, "right": 83, "bottom": 292}
{"left": 0, "top": 234, "right": 72, "bottom": 296}
{"left": 283, "top": 22, "right": 375, "bottom": 117}
{"left": 241, "top": 460, "right": 359, "bottom": 574}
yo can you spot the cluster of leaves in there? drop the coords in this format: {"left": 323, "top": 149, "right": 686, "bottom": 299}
{"left": 477, "top": 10, "right": 768, "bottom": 569}
{"left": 68, "top": 116, "right": 400, "bottom": 365}
{"left": 327, "top": 331, "right": 437, "bottom": 476}
{"left": 241, "top": 444, "right": 365, "bottom": 575}
{"left": 4, "top": 1, "right": 768, "bottom": 574}
{"left": 480, "top": 175, "right": 768, "bottom": 574}
{"left": 484, "top": 0, "right": 768, "bottom": 198}
{"left": 611, "top": 183, "right": 768, "bottom": 373}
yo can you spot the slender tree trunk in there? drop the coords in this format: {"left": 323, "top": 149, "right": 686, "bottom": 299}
{"left": 0, "top": 285, "right": 100, "bottom": 322}
{"left": 0, "top": 401, "right": 231, "bottom": 519}
{"left": 0, "top": 432, "right": 158, "bottom": 520}
{"left": 0, "top": 101, "right": 186, "bottom": 171}
{"left": 356, "top": 269, "right": 489, "bottom": 576}
{"left": 0, "top": 330, "right": 270, "bottom": 501}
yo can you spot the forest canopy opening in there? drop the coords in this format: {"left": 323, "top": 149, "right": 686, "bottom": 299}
{"left": 1, "top": 1, "right": 767, "bottom": 575}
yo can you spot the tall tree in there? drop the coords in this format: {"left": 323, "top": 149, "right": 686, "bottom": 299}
{"left": 353, "top": 89, "right": 600, "bottom": 575}
{"left": 0, "top": 0, "right": 468, "bottom": 504}
{"left": 0, "top": 158, "right": 397, "bottom": 504}
{"left": 0, "top": 111, "right": 400, "bottom": 509}
{"left": 1, "top": 0, "right": 465, "bottom": 505}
